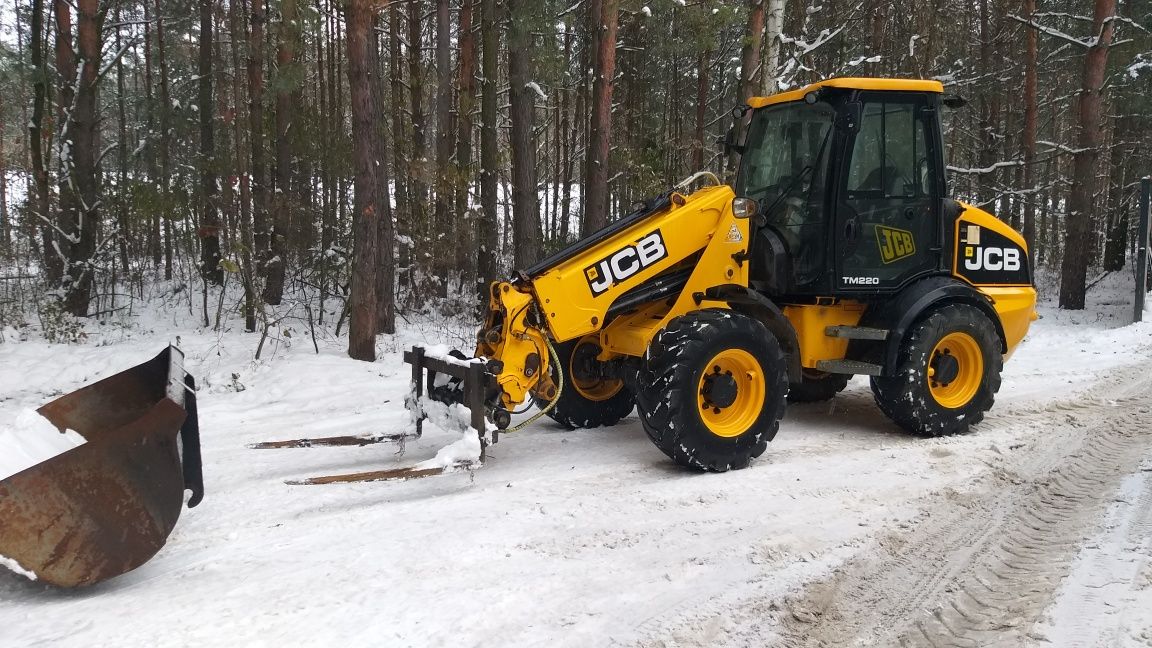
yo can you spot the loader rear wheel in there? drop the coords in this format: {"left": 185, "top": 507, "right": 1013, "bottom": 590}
{"left": 538, "top": 337, "right": 634, "bottom": 429}
{"left": 636, "top": 310, "right": 788, "bottom": 472}
{"left": 787, "top": 370, "right": 850, "bottom": 403}
{"left": 870, "top": 304, "right": 1002, "bottom": 437}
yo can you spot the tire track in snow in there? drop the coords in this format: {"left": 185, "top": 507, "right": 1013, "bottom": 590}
{"left": 766, "top": 364, "right": 1152, "bottom": 648}
{"left": 1027, "top": 452, "right": 1152, "bottom": 647}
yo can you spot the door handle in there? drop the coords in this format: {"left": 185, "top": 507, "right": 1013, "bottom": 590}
{"left": 844, "top": 218, "right": 858, "bottom": 241}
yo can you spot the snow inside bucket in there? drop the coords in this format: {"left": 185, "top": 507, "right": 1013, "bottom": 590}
{"left": 0, "top": 409, "right": 86, "bottom": 482}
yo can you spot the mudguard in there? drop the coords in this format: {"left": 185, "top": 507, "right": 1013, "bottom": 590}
{"left": 857, "top": 276, "right": 1007, "bottom": 375}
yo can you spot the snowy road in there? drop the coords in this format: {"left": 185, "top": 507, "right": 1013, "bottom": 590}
{"left": 761, "top": 362, "right": 1152, "bottom": 647}
{"left": 1, "top": 296, "right": 1151, "bottom": 647}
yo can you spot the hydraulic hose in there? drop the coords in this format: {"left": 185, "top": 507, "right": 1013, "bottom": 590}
{"left": 502, "top": 337, "right": 564, "bottom": 434}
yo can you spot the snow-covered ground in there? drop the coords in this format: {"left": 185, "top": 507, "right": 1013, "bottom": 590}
{"left": 0, "top": 274, "right": 1150, "bottom": 647}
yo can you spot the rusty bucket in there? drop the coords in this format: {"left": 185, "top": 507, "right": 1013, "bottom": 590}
{"left": 0, "top": 346, "right": 203, "bottom": 588}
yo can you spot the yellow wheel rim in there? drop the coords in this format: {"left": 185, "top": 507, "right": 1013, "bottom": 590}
{"left": 927, "top": 332, "right": 984, "bottom": 409}
{"left": 697, "top": 349, "right": 765, "bottom": 438}
{"left": 570, "top": 338, "right": 624, "bottom": 402}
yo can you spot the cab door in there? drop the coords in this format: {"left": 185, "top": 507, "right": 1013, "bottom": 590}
{"left": 834, "top": 93, "right": 941, "bottom": 292}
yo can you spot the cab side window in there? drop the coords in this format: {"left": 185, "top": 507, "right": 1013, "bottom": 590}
{"left": 846, "top": 103, "right": 927, "bottom": 198}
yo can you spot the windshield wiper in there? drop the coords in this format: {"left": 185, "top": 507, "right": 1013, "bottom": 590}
{"left": 756, "top": 165, "right": 813, "bottom": 226}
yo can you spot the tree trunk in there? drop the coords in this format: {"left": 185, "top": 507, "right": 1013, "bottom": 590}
{"left": 559, "top": 21, "right": 573, "bottom": 243}
{"left": 761, "top": 0, "right": 785, "bottom": 94}
{"left": 370, "top": 16, "right": 396, "bottom": 334}
{"left": 455, "top": 0, "right": 477, "bottom": 291}
{"left": 868, "top": 5, "right": 885, "bottom": 76}
{"left": 113, "top": 5, "right": 130, "bottom": 272}
{"left": 0, "top": 89, "right": 6, "bottom": 249}
{"left": 264, "top": 0, "right": 297, "bottom": 305}
{"left": 730, "top": 0, "right": 764, "bottom": 173}
{"left": 477, "top": 0, "right": 500, "bottom": 302}
{"left": 408, "top": 0, "right": 428, "bottom": 269}
{"left": 576, "top": 17, "right": 589, "bottom": 227}
{"left": 248, "top": 0, "right": 268, "bottom": 285}
{"left": 316, "top": 0, "right": 331, "bottom": 321}
{"left": 156, "top": 0, "right": 173, "bottom": 280}
{"left": 1102, "top": 140, "right": 1127, "bottom": 272}
{"left": 323, "top": 0, "right": 339, "bottom": 301}
{"left": 143, "top": 0, "right": 161, "bottom": 268}
{"left": 508, "top": 0, "right": 541, "bottom": 269}
{"left": 693, "top": 48, "right": 711, "bottom": 170}
{"left": 28, "top": 0, "right": 61, "bottom": 283}
{"left": 229, "top": 0, "right": 257, "bottom": 331}
{"left": 389, "top": 5, "right": 411, "bottom": 293}
{"left": 432, "top": 0, "right": 454, "bottom": 296}
{"left": 582, "top": 0, "right": 619, "bottom": 235}
{"left": 199, "top": 0, "right": 223, "bottom": 284}
{"left": 976, "top": 0, "right": 999, "bottom": 205}
{"left": 12, "top": 0, "right": 28, "bottom": 253}
{"left": 1021, "top": 0, "right": 1037, "bottom": 257}
{"left": 1058, "top": 0, "right": 1116, "bottom": 310}
{"left": 346, "top": 0, "right": 379, "bottom": 361}
{"left": 57, "top": 0, "right": 102, "bottom": 316}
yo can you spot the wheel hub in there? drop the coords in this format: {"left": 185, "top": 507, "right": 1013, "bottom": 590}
{"left": 701, "top": 370, "right": 739, "bottom": 409}
{"left": 931, "top": 351, "right": 960, "bottom": 386}
{"left": 926, "top": 332, "right": 985, "bottom": 410}
{"left": 696, "top": 349, "right": 766, "bottom": 438}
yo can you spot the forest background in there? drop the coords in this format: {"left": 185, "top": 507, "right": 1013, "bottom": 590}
{"left": 0, "top": 0, "right": 1149, "bottom": 358}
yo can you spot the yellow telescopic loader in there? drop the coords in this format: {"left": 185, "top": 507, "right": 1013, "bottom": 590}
{"left": 284, "top": 77, "right": 1037, "bottom": 484}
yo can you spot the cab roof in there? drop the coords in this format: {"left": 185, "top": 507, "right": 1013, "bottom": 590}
{"left": 748, "top": 77, "right": 945, "bottom": 109}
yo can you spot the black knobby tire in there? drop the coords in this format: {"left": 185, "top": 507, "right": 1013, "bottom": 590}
{"left": 635, "top": 309, "right": 788, "bottom": 472}
{"left": 870, "top": 303, "right": 1002, "bottom": 437}
{"left": 787, "top": 370, "right": 850, "bottom": 403}
{"left": 538, "top": 339, "right": 635, "bottom": 429}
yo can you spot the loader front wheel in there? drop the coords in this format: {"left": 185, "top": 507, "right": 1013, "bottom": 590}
{"left": 870, "top": 304, "right": 1002, "bottom": 437}
{"left": 636, "top": 310, "right": 788, "bottom": 472}
{"left": 539, "top": 337, "right": 634, "bottom": 429}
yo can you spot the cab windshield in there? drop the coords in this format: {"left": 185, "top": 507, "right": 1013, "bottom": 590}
{"left": 735, "top": 101, "right": 835, "bottom": 287}
{"left": 735, "top": 101, "right": 835, "bottom": 227}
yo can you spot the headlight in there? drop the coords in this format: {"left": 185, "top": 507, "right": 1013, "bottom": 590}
{"left": 732, "top": 197, "right": 758, "bottom": 219}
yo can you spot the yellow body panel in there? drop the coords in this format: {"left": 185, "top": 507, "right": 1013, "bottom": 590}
{"left": 748, "top": 77, "right": 944, "bottom": 109}
{"left": 980, "top": 286, "right": 1037, "bottom": 359}
{"left": 955, "top": 202, "right": 1028, "bottom": 252}
{"left": 782, "top": 303, "right": 866, "bottom": 368}
{"left": 951, "top": 202, "right": 1037, "bottom": 358}
{"left": 599, "top": 300, "right": 676, "bottom": 358}
{"left": 530, "top": 185, "right": 749, "bottom": 355}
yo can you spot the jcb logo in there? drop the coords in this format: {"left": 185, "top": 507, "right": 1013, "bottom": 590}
{"left": 585, "top": 230, "right": 668, "bottom": 296}
{"left": 964, "top": 246, "right": 1021, "bottom": 272}
{"left": 875, "top": 225, "right": 916, "bottom": 263}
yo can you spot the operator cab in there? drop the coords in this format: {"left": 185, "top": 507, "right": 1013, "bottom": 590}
{"left": 734, "top": 78, "right": 948, "bottom": 297}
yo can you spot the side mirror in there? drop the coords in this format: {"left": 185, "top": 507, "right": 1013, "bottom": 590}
{"left": 837, "top": 101, "right": 862, "bottom": 134}
{"left": 720, "top": 127, "right": 745, "bottom": 156}
{"left": 942, "top": 93, "right": 967, "bottom": 109}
